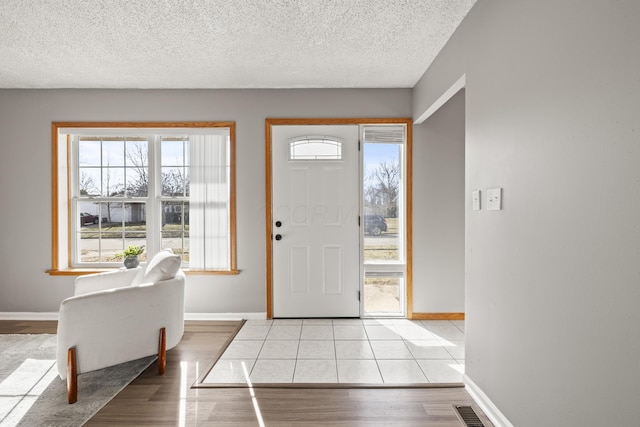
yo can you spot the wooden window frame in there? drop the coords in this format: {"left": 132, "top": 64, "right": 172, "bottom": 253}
{"left": 49, "top": 121, "right": 238, "bottom": 276}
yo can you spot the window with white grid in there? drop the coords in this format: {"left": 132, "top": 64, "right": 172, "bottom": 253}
{"left": 51, "top": 122, "right": 237, "bottom": 273}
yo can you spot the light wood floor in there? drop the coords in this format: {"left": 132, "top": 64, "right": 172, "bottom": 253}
{"left": 1, "top": 320, "right": 492, "bottom": 426}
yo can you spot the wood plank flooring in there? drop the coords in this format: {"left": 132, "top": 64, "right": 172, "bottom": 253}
{"left": 0, "top": 320, "right": 493, "bottom": 426}
{"left": 0, "top": 320, "right": 58, "bottom": 334}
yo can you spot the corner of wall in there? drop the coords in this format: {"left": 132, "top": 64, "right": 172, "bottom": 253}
{"left": 464, "top": 374, "right": 514, "bottom": 427}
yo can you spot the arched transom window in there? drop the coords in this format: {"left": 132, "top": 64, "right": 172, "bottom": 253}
{"left": 289, "top": 136, "right": 343, "bottom": 160}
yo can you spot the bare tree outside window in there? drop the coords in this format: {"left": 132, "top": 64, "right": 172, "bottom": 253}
{"left": 54, "top": 122, "right": 235, "bottom": 272}
{"left": 364, "top": 158, "right": 400, "bottom": 218}
{"left": 79, "top": 171, "right": 98, "bottom": 196}
{"left": 125, "top": 141, "right": 148, "bottom": 197}
{"left": 161, "top": 168, "right": 189, "bottom": 197}
{"left": 361, "top": 126, "right": 406, "bottom": 317}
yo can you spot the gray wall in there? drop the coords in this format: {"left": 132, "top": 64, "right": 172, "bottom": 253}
{"left": 414, "top": 0, "right": 640, "bottom": 425}
{"left": 412, "top": 90, "right": 465, "bottom": 313}
{"left": 1, "top": 88, "right": 440, "bottom": 314}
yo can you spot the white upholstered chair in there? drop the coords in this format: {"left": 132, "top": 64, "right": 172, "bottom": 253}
{"left": 56, "top": 250, "right": 185, "bottom": 403}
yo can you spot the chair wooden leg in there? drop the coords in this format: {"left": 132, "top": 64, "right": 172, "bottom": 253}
{"left": 67, "top": 348, "right": 78, "bottom": 404}
{"left": 158, "top": 327, "right": 166, "bottom": 375}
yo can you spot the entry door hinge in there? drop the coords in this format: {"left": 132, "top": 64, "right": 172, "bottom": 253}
{"left": 358, "top": 140, "right": 361, "bottom": 151}
{"left": 358, "top": 290, "right": 361, "bottom": 301}
{"left": 358, "top": 215, "right": 361, "bottom": 227}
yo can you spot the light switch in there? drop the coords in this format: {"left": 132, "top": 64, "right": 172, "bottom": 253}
{"left": 472, "top": 190, "right": 481, "bottom": 211}
{"left": 487, "top": 188, "right": 502, "bottom": 210}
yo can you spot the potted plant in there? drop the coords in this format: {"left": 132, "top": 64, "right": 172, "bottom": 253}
{"left": 119, "top": 245, "right": 145, "bottom": 269}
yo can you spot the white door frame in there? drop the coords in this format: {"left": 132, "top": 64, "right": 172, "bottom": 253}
{"left": 265, "top": 118, "right": 413, "bottom": 319}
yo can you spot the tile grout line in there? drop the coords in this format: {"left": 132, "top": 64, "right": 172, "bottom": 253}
{"left": 249, "top": 322, "right": 274, "bottom": 380}
{"left": 220, "top": 319, "right": 464, "bottom": 385}
{"left": 292, "top": 322, "right": 303, "bottom": 382}
{"left": 331, "top": 320, "right": 339, "bottom": 383}
{"left": 362, "top": 320, "right": 387, "bottom": 384}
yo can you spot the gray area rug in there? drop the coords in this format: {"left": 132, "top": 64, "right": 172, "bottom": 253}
{"left": 0, "top": 334, "right": 155, "bottom": 427}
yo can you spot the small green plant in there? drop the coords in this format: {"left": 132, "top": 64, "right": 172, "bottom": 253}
{"left": 116, "top": 245, "right": 145, "bottom": 259}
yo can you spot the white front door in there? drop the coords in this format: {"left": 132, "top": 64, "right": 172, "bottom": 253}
{"left": 272, "top": 125, "right": 360, "bottom": 318}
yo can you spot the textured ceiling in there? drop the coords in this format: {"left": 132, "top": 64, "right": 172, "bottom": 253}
{"left": 0, "top": 0, "right": 476, "bottom": 89}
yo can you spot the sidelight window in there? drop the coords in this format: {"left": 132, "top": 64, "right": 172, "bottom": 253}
{"left": 362, "top": 124, "right": 406, "bottom": 316}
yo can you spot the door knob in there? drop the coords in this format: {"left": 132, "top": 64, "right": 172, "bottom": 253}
{"left": 275, "top": 234, "right": 282, "bottom": 241}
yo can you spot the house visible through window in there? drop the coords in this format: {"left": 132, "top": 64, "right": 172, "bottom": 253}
{"left": 50, "top": 122, "right": 237, "bottom": 273}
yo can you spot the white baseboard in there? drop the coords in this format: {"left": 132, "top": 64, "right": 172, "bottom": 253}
{"left": 464, "top": 374, "right": 514, "bottom": 427}
{"left": 0, "top": 312, "right": 267, "bottom": 321}
{"left": 0, "top": 312, "right": 59, "bottom": 320}
{"left": 185, "top": 312, "right": 267, "bottom": 321}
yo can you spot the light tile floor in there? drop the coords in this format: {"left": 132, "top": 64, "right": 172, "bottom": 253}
{"left": 203, "top": 318, "right": 465, "bottom": 385}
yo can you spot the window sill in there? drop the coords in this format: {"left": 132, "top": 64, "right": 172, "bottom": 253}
{"left": 47, "top": 268, "right": 113, "bottom": 276}
{"left": 47, "top": 268, "right": 241, "bottom": 276}
{"left": 184, "top": 269, "right": 241, "bottom": 276}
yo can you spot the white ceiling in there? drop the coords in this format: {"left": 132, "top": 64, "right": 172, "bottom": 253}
{"left": 0, "top": 0, "right": 475, "bottom": 89}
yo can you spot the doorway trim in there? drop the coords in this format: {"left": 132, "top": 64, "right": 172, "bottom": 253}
{"left": 265, "top": 118, "right": 413, "bottom": 319}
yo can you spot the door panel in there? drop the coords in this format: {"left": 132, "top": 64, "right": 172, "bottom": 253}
{"left": 272, "top": 125, "right": 360, "bottom": 318}
{"left": 323, "top": 246, "right": 343, "bottom": 294}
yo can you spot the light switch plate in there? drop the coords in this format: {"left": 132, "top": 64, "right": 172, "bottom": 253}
{"left": 487, "top": 188, "right": 502, "bottom": 210}
{"left": 472, "top": 190, "right": 481, "bottom": 211}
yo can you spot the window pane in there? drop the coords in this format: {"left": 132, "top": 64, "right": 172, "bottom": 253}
{"left": 78, "top": 140, "right": 101, "bottom": 166}
{"left": 364, "top": 275, "right": 403, "bottom": 314}
{"left": 126, "top": 167, "right": 148, "bottom": 197}
{"left": 162, "top": 201, "right": 189, "bottom": 261}
{"left": 289, "top": 136, "right": 342, "bottom": 160}
{"left": 99, "top": 201, "right": 116, "bottom": 226}
{"left": 161, "top": 139, "right": 186, "bottom": 166}
{"left": 102, "top": 140, "right": 125, "bottom": 166}
{"left": 162, "top": 200, "right": 188, "bottom": 226}
{"left": 125, "top": 139, "right": 149, "bottom": 197}
{"left": 78, "top": 216, "right": 101, "bottom": 262}
{"left": 161, "top": 138, "right": 188, "bottom": 197}
{"left": 126, "top": 140, "right": 148, "bottom": 167}
{"left": 122, "top": 202, "right": 146, "bottom": 226}
{"left": 162, "top": 230, "right": 189, "bottom": 261}
{"left": 363, "top": 143, "right": 401, "bottom": 263}
{"left": 97, "top": 233, "right": 123, "bottom": 262}
{"left": 78, "top": 233, "right": 99, "bottom": 263}
{"left": 78, "top": 168, "right": 101, "bottom": 197}
{"left": 102, "top": 167, "right": 125, "bottom": 197}
{"left": 161, "top": 167, "right": 188, "bottom": 196}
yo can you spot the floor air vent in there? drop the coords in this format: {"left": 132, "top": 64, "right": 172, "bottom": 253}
{"left": 454, "top": 405, "right": 485, "bottom": 427}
